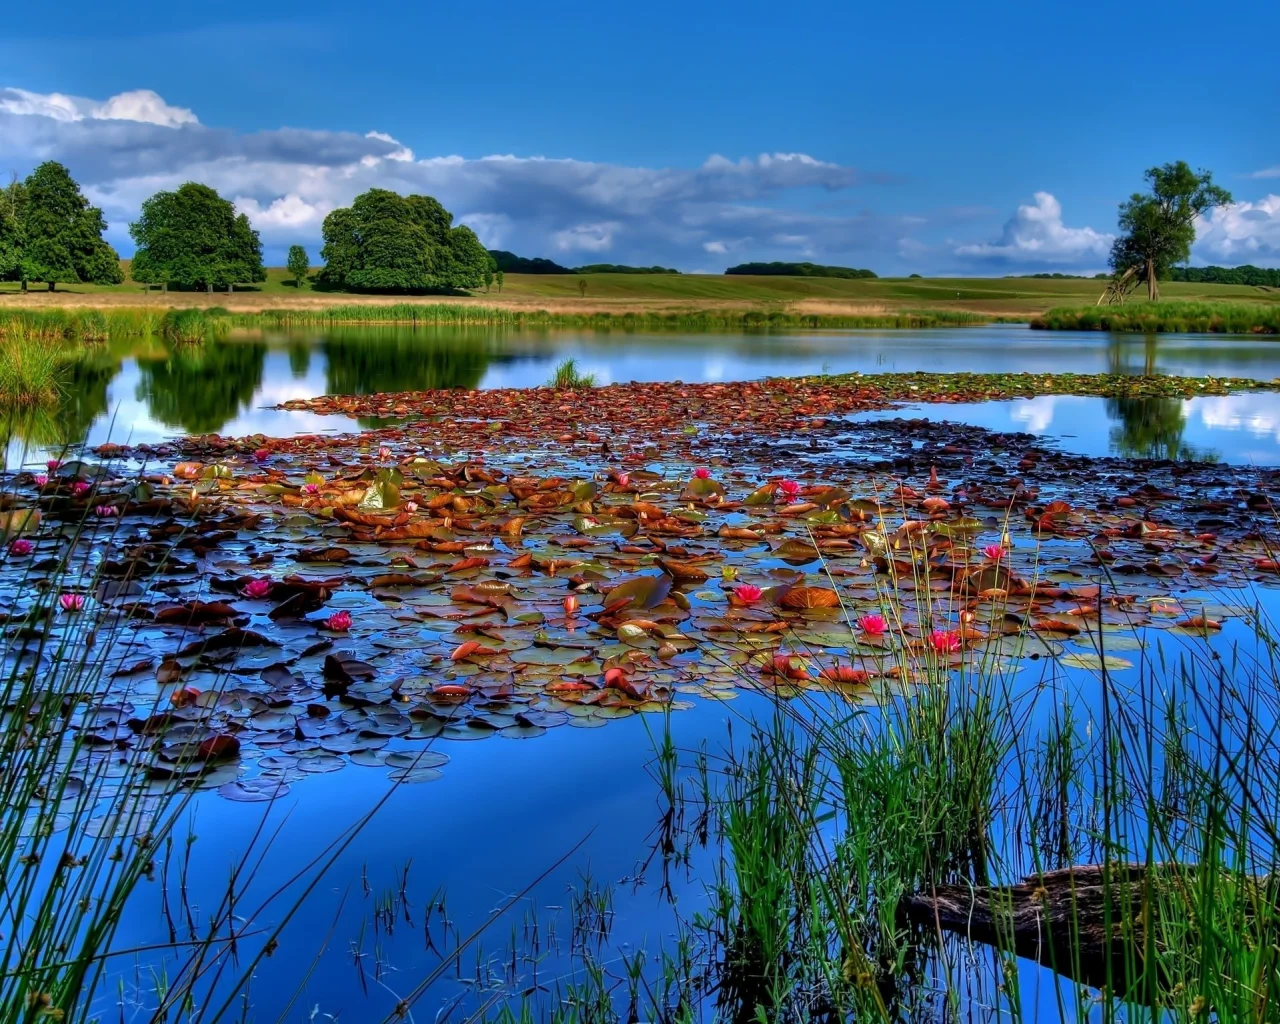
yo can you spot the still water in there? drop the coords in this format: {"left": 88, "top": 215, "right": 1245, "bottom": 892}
{"left": 13, "top": 323, "right": 1280, "bottom": 1019}
{"left": 6, "top": 323, "right": 1280, "bottom": 462}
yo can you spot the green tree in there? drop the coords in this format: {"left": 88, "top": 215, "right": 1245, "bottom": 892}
{"left": 1103, "top": 162, "right": 1232, "bottom": 303}
{"left": 129, "top": 183, "right": 266, "bottom": 293}
{"left": 317, "top": 189, "right": 489, "bottom": 293}
{"left": 495, "top": 269, "right": 504, "bottom": 293}
{"left": 17, "top": 162, "right": 123, "bottom": 291}
{"left": 287, "top": 245, "right": 310, "bottom": 287}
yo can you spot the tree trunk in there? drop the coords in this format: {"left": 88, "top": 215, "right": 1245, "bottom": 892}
{"left": 228, "top": 283, "right": 233, "bottom": 294}
{"left": 207, "top": 283, "right": 213, "bottom": 294}
{"left": 1147, "top": 259, "right": 1159, "bottom": 301}
{"left": 905, "top": 862, "right": 1276, "bottom": 997}
{"left": 48, "top": 281, "right": 55, "bottom": 292}
{"left": 20, "top": 279, "right": 27, "bottom": 293}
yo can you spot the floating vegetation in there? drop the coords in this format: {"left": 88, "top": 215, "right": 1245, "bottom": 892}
{"left": 281, "top": 370, "right": 1278, "bottom": 433}
{"left": 1031, "top": 300, "right": 1280, "bottom": 334}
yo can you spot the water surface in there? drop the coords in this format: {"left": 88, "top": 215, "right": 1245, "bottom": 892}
{"left": 6, "top": 323, "right": 1280, "bottom": 463}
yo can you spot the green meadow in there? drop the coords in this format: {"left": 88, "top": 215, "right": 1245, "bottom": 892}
{"left": 2, "top": 262, "right": 1279, "bottom": 319}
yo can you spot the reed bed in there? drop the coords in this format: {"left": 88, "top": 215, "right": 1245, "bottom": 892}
{"left": 236, "top": 304, "right": 993, "bottom": 330}
{"left": 0, "top": 308, "right": 163, "bottom": 340}
{"left": 1032, "top": 300, "right": 1280, "bottom": 334}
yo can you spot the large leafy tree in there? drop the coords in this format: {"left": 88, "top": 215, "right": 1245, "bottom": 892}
{"left": 318, "top": 189, "right": 489, "bottom": 293}
{"left": 130, "top": 183, "right": 265, "bottom": 292}
{"left": 15, "top": 162, "right": 123, "bottom": 291}
{"left": 1103, "top": 162, "right": 1232, "bottom": 303}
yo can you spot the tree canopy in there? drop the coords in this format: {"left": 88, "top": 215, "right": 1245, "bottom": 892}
{"left": 318, "top": 189, "right": 490, "bottom": 293}
{"left": 1, "top": 163, "right": 123, "bottom": 290}
{"left": 1104, "top": 162, "right": 1232, "bottom": 303}
{"left": 129, "top": 183, "right": 265, "bottom": 292}
{"left": 724, "top": 261, "right": 877, "bottom": 279}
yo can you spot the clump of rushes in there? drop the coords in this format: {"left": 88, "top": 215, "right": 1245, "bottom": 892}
{"left": 159, "top": 307, "right": 227, "bottom": 344}
{"left": 0, "top": 329, "right": 65, "bottom": 405}
{"left": 548, "top": 357, "right": 596, "bottom": 389}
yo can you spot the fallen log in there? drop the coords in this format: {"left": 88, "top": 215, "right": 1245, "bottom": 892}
{"left": 904, "top": 863, "right": 1195, "bottom": 993}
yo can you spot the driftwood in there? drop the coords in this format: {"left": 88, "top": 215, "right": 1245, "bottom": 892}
{"left": 904, "top": 863, "right": 1186, "bottom": 992}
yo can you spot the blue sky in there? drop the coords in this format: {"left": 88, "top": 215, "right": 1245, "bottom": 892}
{"left": 2, "top": 0, "right": 1277, "bottom": 272}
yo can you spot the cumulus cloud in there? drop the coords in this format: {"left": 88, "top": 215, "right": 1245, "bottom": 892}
{"left": 0, "top": 86, "right": 197, "bottom": 127}
{"left": 1193, "top": 195, "right": 1280, "bottom": 266}
{"left": 0, "top": 84, "right": 913, "bottom": 268}
{"left": 954, "top": 192, "right": 1113, "bottom": 267}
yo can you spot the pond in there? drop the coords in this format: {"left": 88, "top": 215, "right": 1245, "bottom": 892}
{"left": 6, "top": 325, "right": 1280, "bottom": 1022}
{"left": 5, "top": 324, "right": 1280, "bottom": 465}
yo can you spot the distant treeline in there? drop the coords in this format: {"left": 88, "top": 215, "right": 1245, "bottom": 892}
{"left": 486, "top": 250, "right": 680, "bottom": 275}
{"left": 1167, "top": 264, "right": 1280, "bottom": 286}
{"left": 1007, "top": 272, "right": 1109, "bottom": 280}
{"left": 724, "top": 262, "right": 877, "bottom": 279}
{"left": 575, "top": 263, "right": 680, "bottom": 275}
{"left": 1009, "top": 266, "right": 1280, "bottom": 286}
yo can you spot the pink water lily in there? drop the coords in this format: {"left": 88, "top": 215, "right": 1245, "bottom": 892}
{"left": 693, "top": 467, "right": 712, "bottom": 480}
{"left": 734, "top": 584, "right": 764, "bottom": 605}
{"left": 71, "top": 482, "right": 91, "bottom": 497}
{"left": 59, "top": 593, "right": 85, "bottom": 612}
{"left": 778, "top": 479, "right": 802, "bottom": 499}
{"left": 33, "top": 474, "right": 48, "bottom": 487}
{"left": 616, "top": 472, "right": 630, "bottom": 487}
{"left": 403, "top": 501, "right": 419, "bottom": 513}
{"left": 378, "top": 446, "right": 393, "bottom": 462}
{"left": 301, "top": 482, "right": 320, "bottom": 495}
{"left": 242, "top": 578, "right": 272, "bottom": 599}
{"left": 859, "top": 613, "right": 887, "bottom": 636}
{"left": 253, "top": 448, "right": 271, "bottom": 462}
{"left": 930, "top": 629, "right": 962, "bottom": 654}
{"left": 326, "top": 610, "right": 352, "bottom": 632}
{"left": 95, "top": 505, "right": 118, "bottom": 517}
{"left": 45, "top": 459, "right": 61, "bottom": 471}
{"left": 9, "top": 539, "right": 33, "bottom": 556}
{"left": 982, "top": 543, "right": 1005, "bottom": 561}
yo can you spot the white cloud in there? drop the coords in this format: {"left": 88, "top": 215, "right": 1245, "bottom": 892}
{"left": 954, "top": 192, "right": 1113, "bottom": 267}
{"left": 233, "top": 193, "right": 330, "bottom": 230}
{"left": 0, "top": 86, "right": 197, "bottom": 128}
{"left": 0, "top": 83, "right": 910, "bottom": 268}
{"left": 552, "top": 221, "right": 621, "bottom": 253}
{"left": 1247, "top": 166, "right": 1280, "bottom": 180}
{"left": 1193, "top": 195, "right": 1280, "bottom": 266}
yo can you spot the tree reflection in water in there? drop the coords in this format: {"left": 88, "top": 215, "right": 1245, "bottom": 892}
{"left": 322, "top": 329, "right": 491, "bottom": 427}
{"left": 1104, "top": 334, "right": 1217, "bottom": 461}
{"left": 136, "top": 341, "right": 267, "bottom": 435}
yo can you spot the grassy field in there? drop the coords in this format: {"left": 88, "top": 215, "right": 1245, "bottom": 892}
{"left": 2, "top": 264, "right": 1278, "bottom": 318}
